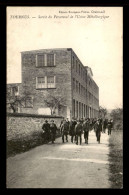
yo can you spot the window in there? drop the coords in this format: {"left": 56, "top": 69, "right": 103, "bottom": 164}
{"left": 47, "top": 76, "right": 55, "bottom": 88}
{"left": 47, "top": 54, "right": 54, "bottom": 66}
{"left": 9, "top": 86, "right": 19, "bottom": 96}
{"left": 79, "top": 64, "right": 80, "bottom": 75}
{"left": 84, "top": 104, "right": 85, "bottom": 117}
{"left": 89, "top": 79, "right": 90, "bottom": 86}
{"left": 25, "top": 97, "right": 33, "bottom": 108}
{"left": 83, "top": 87, "right": 85, "bottom": 96}
{"left": 89, "top": 92, "right": 90, "bottom": 100}
{"left": 37, "top": 54, "right": 45, "bottom": 67}
{"left": 36, "top": 53, "right": 55, "bottom": 67}
{"left": 73, "top": 56, "right": 75, "bottom": 69}
{"left": 76, "top": 60, "right": 78, "bottom": 72}
{"left": 76, "top": 81, "right": 78, "bottom": 93}
{"left": 85, "top": 73, "right": 87, "bottom": 82}
{"left": 76, "top": 101, "right": 78, "bottom": 118}
{"left": 73, "top": 99, "right": 75, "bottom": 117}
{"left": 36, "top": 77, "right": 45, "bottom": 88}
{"left": 79, "top": 83, "right": 80, "bottom": 94}
{"left": 36, "top": 76, "right": 56, "bottom": 89}
{"left": 73, "top": 78, "right": 75, "bottom": 90}
{"left": 81, "top": 85, "right": 83, "bottom": 95}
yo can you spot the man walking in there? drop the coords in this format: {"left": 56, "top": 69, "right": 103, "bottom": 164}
{"left": 83, "top": 118, "right": 90, "bottom": 144}
{"left": 50, "top": 120, "right": 57, "bottom": 144}
{"left": 61, "top": 120, "right": 69, "bottom": 143}
{"left": 42, "top": 120, "right": 50, "bottom": 143}
{"left": 103, "top": 118, "right": 107, "bottom": 133}
{"left": 69, "top": 118, "right": 77, "bottom": 143}
{"left": 95, "top": 119, "right": 102, "bottom": 144}
{"left": 75, "top": 120, "right": 83, "bottom": 145}
{"left": 107, "top": 119, "right": 112, "bottom": 135}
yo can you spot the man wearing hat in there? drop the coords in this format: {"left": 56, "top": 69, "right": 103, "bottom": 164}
{"left": 42, "top": 120, "right": 50, "bottom": 143}
{"left": 95, "top": 119, "right": 102, "bottom": 143}
{"left": 107, "top": 119, "right": 113, "bottom": 135}
{"left": 50, "top": 120, "right": 57, "bottom": 144}
{"left": 69, "top": 118, "right": 77, "bottom": 143}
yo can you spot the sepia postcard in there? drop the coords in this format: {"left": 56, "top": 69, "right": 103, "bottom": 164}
{"left": 6, "top": 6, "right": 123, "bottom": 189}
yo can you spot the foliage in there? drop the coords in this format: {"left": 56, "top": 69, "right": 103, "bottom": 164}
{"left": 110, "top": 108, "right": 123, "bottom": 121}
{"left": 43, "top": 91, "right": 66, "bottom": 115}
{"left": 110, "top": 108, "right": 123, "bottom": 130}
{"left": 99, "top": 106, "right": 107, "bottom": 118}
{"left": 7, "top": 83, "right": 33, "bottom": 113}
{"left": 7, "top": 87, "right": 24, "bottom": 113}
{"left": 108, "top": 131, "right": 123, "bottom": 188}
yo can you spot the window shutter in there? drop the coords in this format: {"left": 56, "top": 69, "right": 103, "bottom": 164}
{"left": 45, "top": 76, "right": 47, "bottom": 88}
{"left": 36, "top": 77, "right": 37, "bottom": 89}
{"left": 54, "top": 54, "right": 56, "bottom": 66}
{"left": 54, "top": 76, "right": 56, "bottom": 88}
{"left": 45, "top": 54, "right": 47, "bottom": 66}
{"left": 36, "top": 55, "right": 38, "bottom": 67}
{"left": 17, "top": 86, "right": 19, "bottom": 95}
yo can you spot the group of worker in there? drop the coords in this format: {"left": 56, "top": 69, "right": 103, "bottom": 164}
{"left": 42, "top": 118, "right": 113, "bottom": 145}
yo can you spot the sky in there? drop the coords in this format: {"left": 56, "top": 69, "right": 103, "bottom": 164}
{"left": 7, "top": 7, "right": 123, "bottom": 110}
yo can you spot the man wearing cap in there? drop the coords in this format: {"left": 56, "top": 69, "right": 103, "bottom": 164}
{"left": 75, "top": 120, "right": 83, "bottom": 145}
{"left": 50, "top": 120, "right": 57, "bottom": 144}
{"left": 83, "top": 118, "right": 90, "bottom": 144}
{"left": 42, "top": 120, "right": 50, "bottom": 143}
{"left": 60, "top": 120, "right": 69, "bottom": 143}
{"left": 95, "top": 119, "right": 102, "bottom": 143}
{"left": 69, "top": 118, "right": 77, "bottom": 143}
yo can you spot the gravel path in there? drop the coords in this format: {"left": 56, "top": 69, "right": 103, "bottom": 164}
{"left": 7, "top": 131, "right": 111, "bottom": 188}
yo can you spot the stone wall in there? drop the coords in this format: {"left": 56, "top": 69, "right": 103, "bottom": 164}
{"left": 7, "top": 113, "right": 64, "bottom": 141}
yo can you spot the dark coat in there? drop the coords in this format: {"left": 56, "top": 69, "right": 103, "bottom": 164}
{"left": 107, "top": 122, "right": 112, "bottom": 130}
{"left": 42, "top": 123, "right": 50, "bottom": 132}
{"left": 61, "top": 122, "right": 69, "bottom": 135}
{"left": 95, "top": 122, "right": 102, "bottom": 132}
{"left": 69, "top": 121, "right": 77, "bottom": 135}
{"left": 50, "top": 123, "right": 57, "bottom": 134}
{"left": 75, "top": 123, "right": 83, "bottom": 135}
{"left": 66, "top": 121, "right": 70, "bottom": 130}
{"left": 83, "top": 121, "right": 90, "bottom": 132}
{"left": 103, "top": 120, "right": 107, "bottom": 128}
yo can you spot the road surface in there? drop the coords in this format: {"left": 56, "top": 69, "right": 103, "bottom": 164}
{"left": 7, "top": 130, "right": 111, "bottom": 188}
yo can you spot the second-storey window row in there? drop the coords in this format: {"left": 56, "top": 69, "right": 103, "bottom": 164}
{"left": 36, "top": 76, "right": 56, "bottom": 89}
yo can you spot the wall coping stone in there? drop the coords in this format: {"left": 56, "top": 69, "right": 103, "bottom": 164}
{"left": 7, "top": 112, "right": 64, "bottom": 119}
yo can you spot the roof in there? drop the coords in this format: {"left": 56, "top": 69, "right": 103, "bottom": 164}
{"left": 21, "top": 48, "right": 72, "bottom": 54}
{"left": 85, "top": 66, "right": 93, "bottom": 77}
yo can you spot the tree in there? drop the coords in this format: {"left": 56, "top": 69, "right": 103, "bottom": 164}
{"left": 110, "top": 108, "right": 123, "bottom": 121}
{"left": 7, "top": 83, "right": 33, "bottom": 113}
{"left": 7, "top": 86, "right": 24, "bottom": 113}
{"left": 99, "top": 106, "right": 107, "bottom": 118}
{"left": 43, "top": 91, "right": 66, "bottom": 115}
{"left": 110, "top": 107, "right": 123, "bottom": 130}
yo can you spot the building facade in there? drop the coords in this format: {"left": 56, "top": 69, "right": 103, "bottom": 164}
{"left": 7, "top": 48, "right": 99, "bottom": 120}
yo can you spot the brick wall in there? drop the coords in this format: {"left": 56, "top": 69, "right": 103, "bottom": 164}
{"left": 71, "top": 50, "right": 99, "bottom": 118}
{"left": 20, "top": 49, "right": 72, "bottom": 119}
{"left": 7, "top": 48, "right": 99, "bottom": 120}
{"left": 7, "top": 113, "right": 64, "bottom": 141}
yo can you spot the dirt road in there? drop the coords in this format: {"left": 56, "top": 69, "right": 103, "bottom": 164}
{"left": 7, "top": 131, "right": 111, "bottom": 188}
